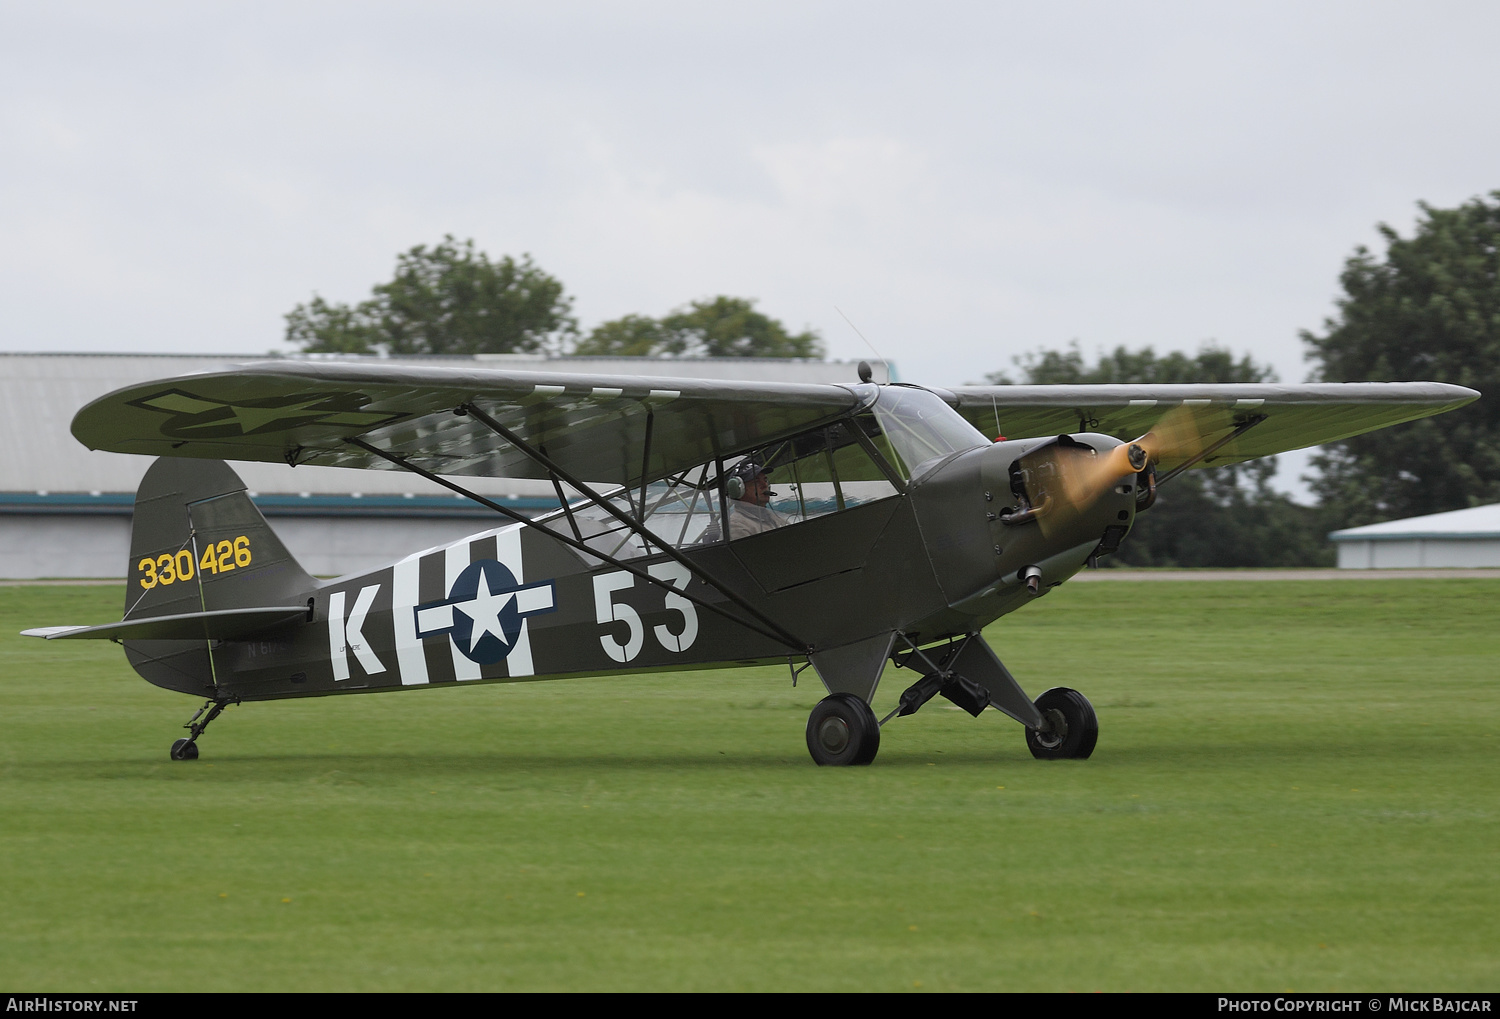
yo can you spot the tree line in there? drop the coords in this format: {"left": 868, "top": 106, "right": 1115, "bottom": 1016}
{"left": 285, "top": 236, "right": 822, "bottom": 360}
{"left": 285, "top": 190, "right": 1500, "bottom": 565}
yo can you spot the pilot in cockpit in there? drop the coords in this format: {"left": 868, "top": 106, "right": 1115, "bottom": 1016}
{"left": 726, "top": 460, "right": 790, "bottom": 539}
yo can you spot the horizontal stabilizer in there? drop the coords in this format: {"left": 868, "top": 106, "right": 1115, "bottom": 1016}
{"left": 22, "top": 606, "right": 308, "bottom": 641}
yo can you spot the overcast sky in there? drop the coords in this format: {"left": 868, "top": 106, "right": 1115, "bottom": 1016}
{"left": 4, "top": 2, "right": 1497, "bottom": 494}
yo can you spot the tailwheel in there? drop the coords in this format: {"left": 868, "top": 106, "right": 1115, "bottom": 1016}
{"left": 806, "top": 693, "right": 881, "bottom": 766}
{"left": 1024, "top": 687, "right": 1098, "bottom": 760}
{"left": 169, "top": 696, "right": 235, "bottom": 761}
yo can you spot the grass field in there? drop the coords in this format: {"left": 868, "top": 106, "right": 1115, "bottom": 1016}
{"left": 1, "top": 579, "right": 1497, "bottom": 992}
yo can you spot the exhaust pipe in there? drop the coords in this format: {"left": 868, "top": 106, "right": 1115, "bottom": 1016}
{"left": 1000, "top": 493, "right": 1049, "bottom": 527}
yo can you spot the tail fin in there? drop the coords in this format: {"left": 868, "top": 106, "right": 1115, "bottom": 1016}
{"left": 127, "top": 457, "right": 315, "bottom": 619}
{"left": 123, "top": 458, "right": 316, "bottom": 695}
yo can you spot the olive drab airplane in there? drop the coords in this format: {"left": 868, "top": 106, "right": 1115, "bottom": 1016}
{"left": 23, "top": 361, "right": 1479, "bottom": 765}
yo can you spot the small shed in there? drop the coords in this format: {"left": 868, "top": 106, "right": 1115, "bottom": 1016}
{"left": 1330, "top": 504, "right": 1500, "bottom": 569}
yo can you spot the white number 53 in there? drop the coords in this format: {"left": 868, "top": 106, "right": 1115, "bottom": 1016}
{"left": 593, "top": 563, "right": 700, "bottom": 663}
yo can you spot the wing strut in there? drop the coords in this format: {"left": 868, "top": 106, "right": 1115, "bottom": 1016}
{"left": 453, "top": 401, "right": 810, "bottom": 651}
{"left": 1156, "top": 412, "right": 1268, "bottom": 486}
{"left": 344, "top": 435, "right": 808, "bottom": 653}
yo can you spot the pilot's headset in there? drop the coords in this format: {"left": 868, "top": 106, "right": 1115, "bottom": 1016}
{"left": 725, "top": 460, "right": 765, "bottom": 500}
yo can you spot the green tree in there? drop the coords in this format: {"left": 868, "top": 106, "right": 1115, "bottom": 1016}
{"left": 990, "top": 343, "right": 1272, "bottom": 386}
{"left": 575, "top": 296, "right": 823, "bottom": 358}
{"left": 991, "top": 343, "right": 1332, "bottom": 567}
{"left": 572, "top": 314, "right": 672, "bottom": 357}
{"left": 1303, "top": 192, "right": 1500, "bottom": 529}
{"left": 285, "top": 237, "right": 577, "bottom": 355}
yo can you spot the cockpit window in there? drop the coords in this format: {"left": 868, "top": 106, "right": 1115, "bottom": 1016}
{"left": 869, "top": 386, "right": 989, "bottom": 479}
{"left": 534, "top": 387, "right": 983, "bottom": 560}
{"left": 753, "top": 418, "right": 901, "bottom": 523}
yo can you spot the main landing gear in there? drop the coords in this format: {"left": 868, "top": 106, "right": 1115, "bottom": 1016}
{"left": 806, "top": 693, "right": 881, "bottom": 766}
{"left": 801, "top": 634, "right": 1098, "bottom": 766}
{"left": 169, "top": 697, "right": 237, "bottom": 761}
{"left": 1024, "top": 687, "right": 1099, "bottom": 760}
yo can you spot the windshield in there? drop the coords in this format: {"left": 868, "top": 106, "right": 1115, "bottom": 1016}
{"left": 870, "top": 386, "right": 989, "bottom": 479}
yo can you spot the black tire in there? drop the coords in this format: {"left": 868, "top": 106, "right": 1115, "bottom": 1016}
{"left": 806, "top": 693, "right": 881, "bottom": 766}
{"left": 1024, "top": 687, "right": 1098, "bottom": 760}
{"left": 170, "top": 738, "right": 199, "bottom": 761}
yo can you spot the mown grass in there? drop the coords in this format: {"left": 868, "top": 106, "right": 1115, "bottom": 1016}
{"left": 1, "top": 580, "right": 1496, "bottom": 991}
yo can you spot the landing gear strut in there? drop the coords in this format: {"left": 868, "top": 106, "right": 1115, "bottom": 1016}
{"left": 169, "top": 697, "right": 237, "bottom": 761}
{"left": 806, "top": 693, "right": 881, "bottom": 766}
{"left": 804, "top": 634, "right": 1101, "bottom": 765}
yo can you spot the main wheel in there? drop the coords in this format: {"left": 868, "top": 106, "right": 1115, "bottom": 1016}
{"left": 806, "top": 693, "right": 881, "bottom": 766}
{"left": 1024, "top": 687, "right": 1098, "bottom": 760}
{"left": 170, "top": 738, "right": 199, "bottom": 761}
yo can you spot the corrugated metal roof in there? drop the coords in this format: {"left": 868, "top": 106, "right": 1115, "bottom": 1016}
{"left": 1329, "top": 503, "right": 1500, "bottom": 541}
{"left": 0, "top": 491, "right": 556, "bottom": 517}
{"left": 1, "top": 353, "right": 889, "bottom": 497}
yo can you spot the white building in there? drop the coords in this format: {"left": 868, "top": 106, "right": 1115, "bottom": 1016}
{"left": 1329, "top": 503, "right": 1500, "bottom": 569}
{"left": 1, "top": 353, "right": 892, "bottom": 579}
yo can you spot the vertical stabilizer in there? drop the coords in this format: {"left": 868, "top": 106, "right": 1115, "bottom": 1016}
{"left": 123, "top": 458, "right": 316, "bottom": 695}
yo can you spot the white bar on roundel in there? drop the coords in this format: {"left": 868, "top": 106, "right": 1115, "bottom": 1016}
{"left": 415, "top": 603, "right": 454, "bottom": 633}
{"left": 494, "top": 526, "right": 535, "bottom": 677}
{"left": 392, "top": 557, "right": 429, "bottom": 686}
{"left": 515, "top": 586, "right": 554, "bottom": 614}
{"left": 445, "top": 542, "right": 482, "bottom": 681}
{"left": 328, "top": 590, "right": 349, "bottom": 681}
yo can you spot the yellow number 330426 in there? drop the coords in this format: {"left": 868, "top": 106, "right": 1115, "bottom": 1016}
{"left": 138, "top": 536, "right": 251, "bottom": 589}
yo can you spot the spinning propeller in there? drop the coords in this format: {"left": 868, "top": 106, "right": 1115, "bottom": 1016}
{"left": 1007, "top": 403, "right": 1249, "bottom": 536}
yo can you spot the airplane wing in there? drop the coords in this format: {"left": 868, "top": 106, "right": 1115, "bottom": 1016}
{"left": 71, "top": 361, "right": 868, "bottom": 488}
{"left": 71, "top": 363, "right": 1478, "bottom": 486}
{"left": 942, "top": 382, "right": 1479, "bottom": 470}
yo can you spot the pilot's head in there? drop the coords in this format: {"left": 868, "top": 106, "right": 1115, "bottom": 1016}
{"left": 726, "top": 460, "right": 773, "bottom": 506}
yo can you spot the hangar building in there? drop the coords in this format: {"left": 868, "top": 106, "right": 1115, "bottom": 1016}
{"left": 1, "top": 352, "right": 891, "bottom": 579}
{"left": 1329, "top": 503, "right": 1500, "bottom": 569}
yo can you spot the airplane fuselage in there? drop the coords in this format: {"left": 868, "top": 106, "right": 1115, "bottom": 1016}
{"left": 125, "top": 434, "right": 1138, "bottom": 704}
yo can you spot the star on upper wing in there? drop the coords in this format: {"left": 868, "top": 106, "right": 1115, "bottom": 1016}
{"left": 128, "top": 389, "right": 405, "bottom": 438}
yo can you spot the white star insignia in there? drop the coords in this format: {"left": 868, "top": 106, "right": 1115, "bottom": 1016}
{"left": 451, "top": 571, "right": 518, "bottom": 651}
